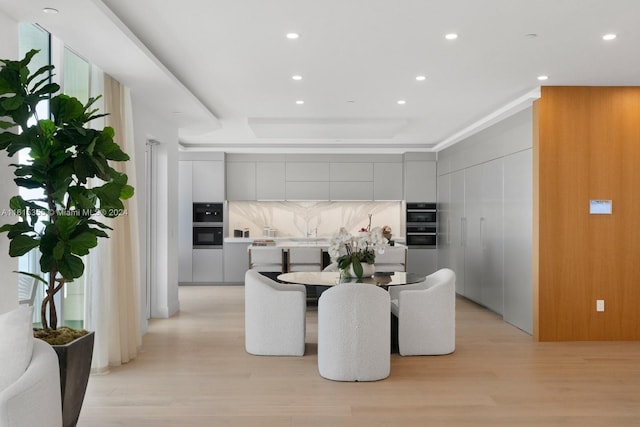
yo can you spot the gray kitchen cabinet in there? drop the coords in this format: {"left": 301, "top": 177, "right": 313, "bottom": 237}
{"left": 374, "top": 162, "right": 403, "bottom": 200}
{"left": 178, "top": 161, "right": 193, "bottom": 282}
{"left": 286, "top": 162, "right": 330, "bottom": 181}
{"left": 286, "top": 181, "right": 330, "bottom": 200}
{"left": 223, "top": 242, "right": 252, "bottom": 283}
{"left": 329, "top": 162, "right": 373, "bottom": 181}
{"left": 464, "top": 159, "right": 504, "bottom": 315}
{"left": 479, "top": 158, "right": 504, "bottom": 315}
{"left": 192, "top": 249, "right": 224, "bottom": 283}
{"left": 192, "top": 160, "right": 224, "bottom": 202}
{"left": 405, "top": 160, "right": 437, "bottom": 202}
{"left": 448, "top": 169, "right": 466, "bottom": 296}
{"left": 256, "top": 162, "right": 286, "bottom": 200}
{"left": 407, "top": 248, "right": 438, "bottom": 276}
{"left": 463, "top": 164, "right": 483, "bottom": 304}
{"left": 329, "top": 181, "right": 373, "bottom": 201}
{"left": 226, "top": 161, "right": 256, "bottom": 200}
{"left": 503, "top": 149, "right": 533, "bottom": 333}
{"left": 436, "top": 172, "right": 451, "bottom": 281}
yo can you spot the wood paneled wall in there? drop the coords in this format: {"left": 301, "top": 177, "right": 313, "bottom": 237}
{"left": 535, "top": 86, "right": 640, "bottom": 341}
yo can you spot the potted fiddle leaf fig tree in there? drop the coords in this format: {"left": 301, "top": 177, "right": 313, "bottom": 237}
{"left": 0, "top": 49, "right": 134, "bottom": 427}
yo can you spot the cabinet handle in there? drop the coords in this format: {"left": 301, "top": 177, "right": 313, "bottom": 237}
{"left": 447, "top": 218, "right": 451, "bottom": 245}
{"left": 480, "top": 217, "right": 485, "bottom": 248}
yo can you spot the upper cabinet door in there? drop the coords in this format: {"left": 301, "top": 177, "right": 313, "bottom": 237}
{"left": 374, "top": 162, "right": 403, "bottom": 200}
{"left": 256, "top": 162, "right": 286, "bottom": 200}
{"left": 329, "top": 162, "right": 373, "bottom": 181}
{"left": 226, "top": 162, "right": 256, "bottom": 200}
{"left": 405, "top": 160, "right": 437, "bottom": 202}
{"left": 192, "top": 161, "right": 225, "bottom": 202}
{"left": 286, "top": 162, "right": 330, "bottom": 181}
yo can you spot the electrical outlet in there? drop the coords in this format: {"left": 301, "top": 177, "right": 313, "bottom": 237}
{"left": 596, "top": 299, "right": 605, "bottom": 312}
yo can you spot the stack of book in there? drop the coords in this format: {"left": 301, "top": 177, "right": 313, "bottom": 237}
{"left": 252, "top": 239, "right": 276, "bottom": 246}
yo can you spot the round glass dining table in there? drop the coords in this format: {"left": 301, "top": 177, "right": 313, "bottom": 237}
{"left": 277, "top": 271, "right": 425, "bottom": 287}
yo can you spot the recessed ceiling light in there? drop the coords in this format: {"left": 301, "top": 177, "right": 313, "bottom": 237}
{"left": 295, "top": 100, "right": 304, "bottom": 105}
{"left": 537, "top": 75, "right": 549, "bottom": 81}
{"left": 286, "top": 33, "right": 300, "bottom": 40}
{"left": 42, "top": 7, "right": 59, "bottom": 14}
{"left": 415, "top": 75, "right": 427, "bottom": 81}
{"left": 292, "top": 75, "right": 303, "bottom": 81}
{"left": 445, "top": 33, "right": 458, "bottom": 40}
{"left": 397, "top": 100, "right": 406, "bottom": 105}
{"left": 602, "top": 33, "right": 617, "bottom": 41}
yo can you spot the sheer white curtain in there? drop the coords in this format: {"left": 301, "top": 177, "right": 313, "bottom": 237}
{"left": 84, "top": 68, "right": 141, "bottom": 373}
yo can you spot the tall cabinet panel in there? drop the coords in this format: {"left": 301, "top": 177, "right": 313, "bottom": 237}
{"left": 463, "top": 165, "right": 483, "bottom": 303}
{"left": 503, "top": 149, "right": 533, "bottom": 333}
{"left": 437, "top": 173, "right": 451, "bottom": 271}
{"left": 178, "top": 161, "right": 193, "bottom": 282}
{"left": 479, "top": 159, "right": 504, "bottom": 315}
{"left": 449, "top": 170, "right": 466, "bottom": 295}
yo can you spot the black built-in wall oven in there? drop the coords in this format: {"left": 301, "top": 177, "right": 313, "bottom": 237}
{"left": 406, "top": 202, "right": 437, "bottom": 247}
{"left": 192, "top": 203, "right": 223, "bottom": 248}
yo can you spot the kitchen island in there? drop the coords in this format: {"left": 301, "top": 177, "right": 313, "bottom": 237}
{"left": 223, "top": 237, "right": 408, "bottom": 284}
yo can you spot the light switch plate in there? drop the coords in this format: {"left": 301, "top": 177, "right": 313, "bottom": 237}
{"left": 596, "top": 299, "right": 605, "bottom": 312}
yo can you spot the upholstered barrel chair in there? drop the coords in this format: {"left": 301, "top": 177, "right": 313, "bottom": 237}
{"left": 244, "top": 269, "right": 307, "bottom": 356}
{"left": 389, "top": 268, "right": 456, "bottom": 356}
{"left": 318, "top": 283, "right": 390, "bottom": 381}
{"left": 0, "top": 306, "right": 62, "bottom": 427}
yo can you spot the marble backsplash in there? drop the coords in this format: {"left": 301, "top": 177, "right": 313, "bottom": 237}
{"left": 228, "top": 201, "right": 404, "bottom": 240}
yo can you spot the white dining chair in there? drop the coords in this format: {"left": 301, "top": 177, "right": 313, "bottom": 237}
{"left": 374, "top": 246, "right": 407, "bottom": 272}
{"left": 389, "top": 268, "right": 456, "bottom": 356}
{"left": 318, "top": 283, "right": 390, "bottom": 381}
{"left": 244, "top": 269, "right": 306, "bottom": 356}
{"left": 287, "top": 247, "right": 323, "bottom": 272}
{"left": 248, "top": 247, "right": 284, "bottom": 273}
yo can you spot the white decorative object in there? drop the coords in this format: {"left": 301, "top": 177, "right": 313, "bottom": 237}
{"left": 328, "top": 215, "right": 387, "bottom": 278}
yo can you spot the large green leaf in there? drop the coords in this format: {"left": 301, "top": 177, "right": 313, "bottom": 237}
{"left": 9, "top": 235, "right": 40, "bottom": 257}
{"left": 50, "top": 94, "right": 84, "bottom": 125}
{"left": 1, "top": 95, "right": 23, "bottom": 111}
{"left": 0, "top": 120, "right": 15, "bottom": 129}
{"left": 56, "top": 215, "right": 79, "bottom": 240}
{"left": 58, "top": 252, "right": 85, "bottom": 280}
{"left": 52, "top": 241, "right": 65, "bottom": 261}
{"left": 120, "top": 184, "right": 135, "bottom": 200}
{"left": 69, "top": 231, "right": 98, "bottom": 256}
{"left": 6, "top": 221, "right": 34, "bottom": 239}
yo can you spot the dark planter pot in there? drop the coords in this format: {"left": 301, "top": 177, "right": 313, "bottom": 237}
{"left": 53, "top": 331, "right": 95, "bottom": 427}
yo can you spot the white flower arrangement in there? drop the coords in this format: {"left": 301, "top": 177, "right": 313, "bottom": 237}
{"left": 328, "top": 216, "right": 388, "bottom": 277}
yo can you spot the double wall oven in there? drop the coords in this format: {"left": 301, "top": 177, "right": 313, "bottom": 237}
{"left": 192, "top": 203, "right": 223, "bottom": 248}
{"left": 405, "top": 202, "right": 437, "bottom": 248}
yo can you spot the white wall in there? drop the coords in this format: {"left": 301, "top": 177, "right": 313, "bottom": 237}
{"left": 0, "top": 11, "right": 19, "bottom": 314}
{"left": 130, "top": 99, "right": 180, "bottom": 320}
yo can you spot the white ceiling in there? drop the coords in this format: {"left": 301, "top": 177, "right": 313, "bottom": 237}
{"left": 1, "top": 0, "right": 639, "bottom": 153}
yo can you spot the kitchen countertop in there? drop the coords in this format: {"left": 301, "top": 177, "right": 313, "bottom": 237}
{"left": 224, "top": 237, "right": 406, "bottom": 246}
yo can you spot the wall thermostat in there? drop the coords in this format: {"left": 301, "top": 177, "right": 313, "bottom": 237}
{"left": 590, "top": 200, "right": 612, "bottom": 215}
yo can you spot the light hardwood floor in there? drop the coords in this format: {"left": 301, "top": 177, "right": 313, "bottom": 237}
{"left": 80, "top": 285, "right": 640, "bottom": 426}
